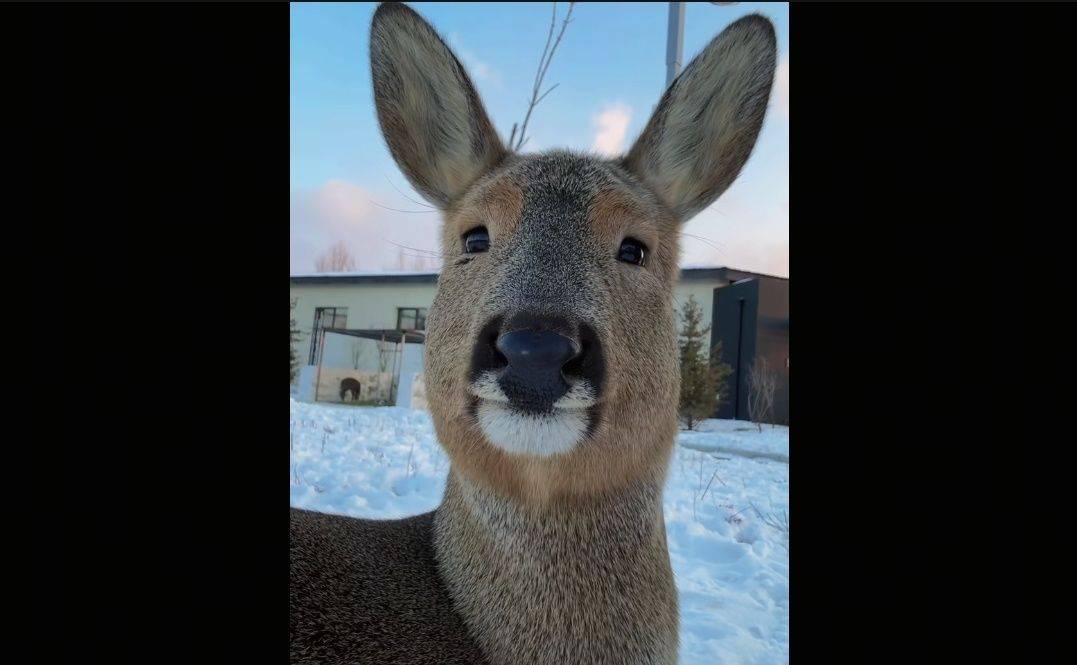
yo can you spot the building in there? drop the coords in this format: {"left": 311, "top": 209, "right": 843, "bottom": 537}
{"left": 290, "top": 266, "right": 788, "bottom": 423}
{"left": 711, "top": 275, "right": 789, "bottom": 425}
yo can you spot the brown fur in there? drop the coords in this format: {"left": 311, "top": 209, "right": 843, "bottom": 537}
{"left": 444, "top": 176, "right": 525, "bottom": 247}
{"left": 290, "top": 508, "right": 488, "bottom": 664}
{"left": 290, "top": 3, "right": 777, "bottom": 664}
{"left": 428, "top": 158, "right": 682, "bottom": 507}
{"left": 434, "top": 475, "right": 679, "bottom": 665}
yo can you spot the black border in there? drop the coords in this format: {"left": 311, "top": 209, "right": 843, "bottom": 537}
{"left": 62, "top": 4, "right": 288, "bottom": 662}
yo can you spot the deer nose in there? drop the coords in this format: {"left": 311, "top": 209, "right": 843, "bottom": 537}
{"left": 493, "top": 329, "right": 580, "bottom": 413}
{"left": 469, "top": 313, "right": 606, "bottom": 414}
{"left": 495, "top": 330, "right": 580, "bottom": 373}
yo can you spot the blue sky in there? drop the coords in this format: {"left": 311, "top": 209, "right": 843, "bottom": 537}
{"left": 291, "top": 2, "right": 789, "bottom": 276}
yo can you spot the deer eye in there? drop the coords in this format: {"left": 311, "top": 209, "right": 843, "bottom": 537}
{"left": 617, "top": 237, "right": 647, "bottom": 266}
{"left": 463, "top": 227, "right": 490, "bottom": 253}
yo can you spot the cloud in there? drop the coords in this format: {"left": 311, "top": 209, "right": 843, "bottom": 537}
{"left": 307, "top": 180, "right": 375, "bottom": 231}
{"left": 462, "top": 52, "right": 501, "bottom": 86}
{"left": 591, "top": 103, "right": 632, "bottom": 156}
{"left": 447, "top": 33, "right": 502, "bottom": 88}
{"left": 290, "top": 179, "right": 443, "bottom": 273}
{"left": 775, "top": 56, "right": 789, "bottom": 119}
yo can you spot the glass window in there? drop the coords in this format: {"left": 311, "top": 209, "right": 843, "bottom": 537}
{"left": 309, "top": 307, "right": 348, "bottom": 364}
{"left": 397, "top": 307, "right": 427, "bottom": 331}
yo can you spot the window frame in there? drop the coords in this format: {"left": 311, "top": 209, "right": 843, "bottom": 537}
{"left": 396, "top": 307, "right": 427, "bottom": 332}
{"left": 309, "top": 306, "right": 348, "bottom": 365}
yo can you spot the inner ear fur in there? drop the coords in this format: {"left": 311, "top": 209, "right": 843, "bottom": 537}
{"left": 370, "top": 2, "right": 506, "bottom": 208}
{"left": 621, "top": 14, "right": 777, "bottom": 222}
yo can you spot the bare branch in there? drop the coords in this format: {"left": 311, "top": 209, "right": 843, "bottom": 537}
{"left": 534, "top": 82, "right": 560, "bottom": 106}
{"left": 512, "top": 2, "right": 575, "bottom": 151}
{"left": 535, "top": 3, "right": 558, "bottom": 89}
{"left": 698, "top": 464, "right": 726, "bottom": 503}
{"left": 314, "top": 240, "right": 357, "bottom": 273}
{"left": 536, "top": 4, "right": 574, "bottom": 88}
{"left": 747, "top": 357, "right": 779, "bottom": 431}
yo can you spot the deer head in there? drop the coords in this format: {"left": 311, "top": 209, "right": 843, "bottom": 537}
{"left": 370, "top": 2, "right": 776, "bottom": 504}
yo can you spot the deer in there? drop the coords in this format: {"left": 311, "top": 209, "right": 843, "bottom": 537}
{"left": 290, "top": 3, "right": 776, "bottom": 663}
{"left": 339, "top": 377, "right": 362, "bottom": 402}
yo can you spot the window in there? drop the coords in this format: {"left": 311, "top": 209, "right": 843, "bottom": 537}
{"left": 397, "top": 307, "right": 427, "bottom": 332}
{"left": 309, "top": 307, "right": 348, "bottom": 365}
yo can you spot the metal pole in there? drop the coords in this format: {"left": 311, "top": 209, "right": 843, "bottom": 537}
{"left": 314, "top": 330, "right": 326, "bottom": 403}
{"left": 665, "top": 2, "right": 686, "bottom": 89}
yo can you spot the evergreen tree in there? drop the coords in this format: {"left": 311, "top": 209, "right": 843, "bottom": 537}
{"left": 678, "top": 295, "right": 733, "bottom": 430}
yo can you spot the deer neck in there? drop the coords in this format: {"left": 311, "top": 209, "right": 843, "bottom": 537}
{"left": 433, "top": 466, "right": 679, "bottom": 665}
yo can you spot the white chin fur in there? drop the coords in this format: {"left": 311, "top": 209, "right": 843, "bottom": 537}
{"left": 476, "top": 400, "right": 588, "bottom": 457}
{"left": 469, "top": 371, "right": 596, "bottom": 457}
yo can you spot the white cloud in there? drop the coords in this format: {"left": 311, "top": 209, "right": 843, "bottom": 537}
{"left": 775, "top": 56, "right": 789, "bottom": 119}
{"left": 463, "top": 53, "right": 500, "bottom": 86}
{"left": 290, "top": 179, "right": 443, "bottom": 273}
{"left": 308, "top": 179, "right": 375, "bottom": 232}
{"left": 448, "top": 33, "right": 502, "bottom": 88}
{"left": 590, "top": 103, "right": 632, "bottom": 156}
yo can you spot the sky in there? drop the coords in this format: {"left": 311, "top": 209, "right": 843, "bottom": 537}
{"left": 291, "top": 2, "right": 789, "bottom": 276}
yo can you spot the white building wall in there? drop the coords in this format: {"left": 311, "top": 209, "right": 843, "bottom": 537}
{"left": 289, "top": 278, "right": 728, "bottom": 383}
{"left": 290, "top": 282, "right": 437, "bottom": 369}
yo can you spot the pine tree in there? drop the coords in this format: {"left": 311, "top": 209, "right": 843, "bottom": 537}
{"left": 678, "top": 295, "right": 733, "bottom": 430}
{"left": 290, "top": 298, "right": 301, "bottom": 383}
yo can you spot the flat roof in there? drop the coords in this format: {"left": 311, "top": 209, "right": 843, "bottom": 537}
{"left": 290, "top": 266, "right": 787, "bottom": 286}
{"left": 321, "top": 328, "right": 426, "bottom": 344}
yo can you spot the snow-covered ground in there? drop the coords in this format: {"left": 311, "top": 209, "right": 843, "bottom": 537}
{"left": 290, "top": 399, "right": 789, "bottom": 664}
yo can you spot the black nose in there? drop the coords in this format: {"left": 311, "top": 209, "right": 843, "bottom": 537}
{"left": 495, "top": 330, "right": 579, "bottom": 373}
{"left": 494, "top": 329, "right": 579, "bottom": 413}
{"left": 469, "top": 313, "right": 604, "bottom": 415}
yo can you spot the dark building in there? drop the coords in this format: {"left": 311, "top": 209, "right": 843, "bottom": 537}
{"left": 711, "top": 275, "right": 789, "bottom": 425}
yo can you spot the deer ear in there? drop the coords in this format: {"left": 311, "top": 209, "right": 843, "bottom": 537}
{"left": 622, "top": 14, "right": 777, "bottom": 222}
{"left": 370, "top": 2, "right": 506, "bottom": 208}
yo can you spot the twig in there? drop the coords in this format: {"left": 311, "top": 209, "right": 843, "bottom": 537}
{"left": 698, "top": 465, "right": 726, "bottom": 503}
{"left": 511, "top": 2, "right": 575, "bottom": 151}
{"left": 533, "top": 82, "right": 559, "bottom": 105}
{"left": 749, "top": 500, "right": 790, "bottom": 535}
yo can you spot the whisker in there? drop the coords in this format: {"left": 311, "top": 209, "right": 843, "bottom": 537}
{"left": 679, "top": 231, "right": 728, "bottom": 254}
{"left": 383, "top": 174, "right": 437, "bottom": 210}
{"left": 382, "top": 238, "right": 454, "bottom": 259}
{"left": 370, "top": 200, "right": 437, "bottom": 214}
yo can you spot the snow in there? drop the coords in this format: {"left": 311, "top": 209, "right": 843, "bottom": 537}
{"left": 290, "top": 399, "right": 789, "bottom": 664}
{"left": 678, "top": 419, "right": 789, "bottom": 462}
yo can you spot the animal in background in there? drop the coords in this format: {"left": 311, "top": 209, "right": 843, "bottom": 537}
{"left": 338, "top": 377, "right": 361, "bottom": 401}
